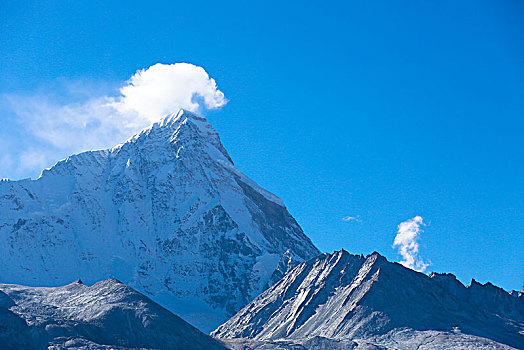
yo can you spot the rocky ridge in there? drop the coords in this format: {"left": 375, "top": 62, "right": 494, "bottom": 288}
{"left": 213, "top": 250, "right": 524, "bottom": 349}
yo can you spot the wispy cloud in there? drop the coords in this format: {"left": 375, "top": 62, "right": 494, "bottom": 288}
{"left": 1, "top": 63, "right": 227, "bottom": 179}
{"left": 393, "top": 216, "right": 430, "bottom": 272}
{"left": 342, "top": 215, "right": 361, "bottom": 222}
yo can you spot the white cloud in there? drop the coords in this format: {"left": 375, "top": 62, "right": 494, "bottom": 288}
{"left": 1, "top": 62, "right": 227, "bottom": 178}
{"left": 117, "top": 63, "right": 227, "bottom": 121}
{"left": 393, "top": 216, "right": 430, "bottom": 272}
{"left": 342, "top": 215, "right": 361, "bottom": 222}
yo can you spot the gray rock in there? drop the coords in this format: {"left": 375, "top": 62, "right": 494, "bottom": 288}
{"left": 0, "top": 278, "right": 228, "bottom": 349}
{"left": 213, "top": 250, "right": 523, "bottom": 349}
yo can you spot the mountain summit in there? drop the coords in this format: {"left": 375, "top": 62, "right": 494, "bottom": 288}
{"left": 0, "top": 109, "right": 320, "bottom": 332}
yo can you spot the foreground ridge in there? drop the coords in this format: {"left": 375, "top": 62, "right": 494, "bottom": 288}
{"left": 213, "top": 250, "right": 524, "bottom": 349}
{"left": 0, "top": 279, "right": 227, "bottom": 349}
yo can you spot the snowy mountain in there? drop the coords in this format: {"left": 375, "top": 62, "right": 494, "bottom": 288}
{"left": 0, "top": 278, "right": 227, "bottom": 349}
{"left": 213, "top": 250, "right": 524, "bottom": 349}
{"left": 0, "top": 109, "right": 319, "bottom": 332}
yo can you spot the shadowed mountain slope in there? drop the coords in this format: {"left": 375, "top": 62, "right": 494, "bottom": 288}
{"left": 213, "top": 250, "right": 524, "bottom": 349}
{"left": 0, "top": 279, "right": 227, "bottom": 349}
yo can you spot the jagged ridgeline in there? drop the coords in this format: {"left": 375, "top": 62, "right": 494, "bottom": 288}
{"left": 0, "top": 109, "right": 319, "bottom": 332}
{"left": 213, "top": 250, "right": 524, "bottom": 349}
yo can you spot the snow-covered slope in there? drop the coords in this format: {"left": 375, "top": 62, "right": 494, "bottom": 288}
{"left": 0, "top": 279, "right": 227, "bottom": 349}
{"left": 0, "top": 109, "right": 319, "bottom": 332}
{"left": 213, "top": 250, "right": 524, "bottom": 349}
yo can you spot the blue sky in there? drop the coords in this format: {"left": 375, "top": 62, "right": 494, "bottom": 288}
{"left": 1, "top": 1, "right": 523, "bottom": 291}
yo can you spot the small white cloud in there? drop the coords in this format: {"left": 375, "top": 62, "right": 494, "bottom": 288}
{"left": 393, "top": 216, "right": 430, "bottom": 272}
{"left": 342, "top": 215, "right": 361, "bottom": 222}
{"left": 2, "top": 62, "right": 227, "bottom": 178}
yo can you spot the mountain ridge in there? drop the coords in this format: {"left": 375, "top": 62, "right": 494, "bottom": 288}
{"left": 213, "top": 249, "right": 524, "bottom": 349}
{"left": 0, "top": 109, "right": 320, "bottom": 332}
{"left": 0, "top": 278, "right": 227, "bottom": 349}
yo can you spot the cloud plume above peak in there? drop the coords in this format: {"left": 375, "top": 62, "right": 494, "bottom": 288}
{"left": 117, "top": 63, "right": 227, "bottom": 121}
{"left": 393, "top": 216, "right": 430, "bottom": 272}
{"left": 1, "top": 63, "right": 227, "bottom": 179}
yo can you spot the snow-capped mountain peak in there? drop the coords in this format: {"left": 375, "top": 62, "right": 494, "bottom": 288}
{"left": 0, "top": 109, "right": 319, "bottom": 332}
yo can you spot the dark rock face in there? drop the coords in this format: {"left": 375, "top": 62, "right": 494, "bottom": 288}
{"left": 235, "top": 178, "right": 316, "bottom": 260}
{"left": 0, "top": 279, "right": 228, "bottom": 349}
{"left": 0, "top": 110, "right": 319, "bottom": 332}
{"left": 213, "top": 250, "right": 524, "bottom": 349}
{"left": 0, "top": 292, "right": 37, "bottom": 350}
